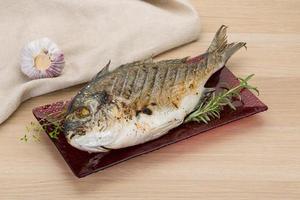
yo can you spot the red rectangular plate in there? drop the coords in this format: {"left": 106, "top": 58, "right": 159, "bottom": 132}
{"left": 33, "top": 67, "right": 267, "bottom": 178}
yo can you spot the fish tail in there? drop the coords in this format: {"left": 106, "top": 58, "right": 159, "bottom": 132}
{"left": 207, "top": 25, "right": 246, "bottom": 69}
{"left": 223, "top": 42, "right": 247, "bottom": 62}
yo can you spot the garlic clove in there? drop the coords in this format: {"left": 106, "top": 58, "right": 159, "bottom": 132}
{"left": 21, "top": 38, "right": 65, "bottom": 79}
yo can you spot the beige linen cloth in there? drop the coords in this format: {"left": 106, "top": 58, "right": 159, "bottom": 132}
{"left": 0, "top": 0, "right": 200, "bottom": 124}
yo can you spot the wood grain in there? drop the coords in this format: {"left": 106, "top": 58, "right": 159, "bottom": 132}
{"left": 0, "top": 0, "right": 300, "bottom": 199}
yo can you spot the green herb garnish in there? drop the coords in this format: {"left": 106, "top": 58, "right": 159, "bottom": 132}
{"left": 20, "top": 134, "right": 28, "bottom": 142}
{"left": 21, "top": 120, "right": 63, "bottom": 142}
{"left": 184, "top": 74, "right": 259, "bottom": 124}
{"left": 47, "top": 120, "right": 63, "bottom": 139}
{"left": 21, "top": 102, "right": 68, "bottom": 142}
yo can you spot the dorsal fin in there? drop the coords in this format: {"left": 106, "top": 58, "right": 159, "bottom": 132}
{"left": 180, "top": 56, "right": 190, "bottom": 63}
{"left": 143, "top": 56, "right": 154, "bottom": 63}
{"left": 92, "top": 60, "right": 111, "bottom": 81}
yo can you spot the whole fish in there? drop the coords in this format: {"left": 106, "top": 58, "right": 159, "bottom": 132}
{"left": 64, "top": 25, "right": 246, "bottom": 152}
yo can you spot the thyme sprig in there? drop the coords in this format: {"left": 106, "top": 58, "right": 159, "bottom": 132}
{"left": 184, "top": 74, "right": 259, "bottom": 124}
{"left": 21, "top": 102, "right": 68, "bottom": 142}
{"left": 20, "top": 134, "right": 28, "bottom": 142}
{"left": 20, "top": 120, "right": 64, "bottom": 142}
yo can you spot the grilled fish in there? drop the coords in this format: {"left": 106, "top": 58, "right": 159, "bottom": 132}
{"left": 64, "top": 25, "right": 246, "bottom": 152}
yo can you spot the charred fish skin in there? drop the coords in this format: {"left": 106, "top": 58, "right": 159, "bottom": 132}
{"left": 64, "top": 25, "right": 246, "bottom": 152}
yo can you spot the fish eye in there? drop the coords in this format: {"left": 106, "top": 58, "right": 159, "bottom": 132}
{"left": 75, "top": 107, "right": 90, "bottom": 118}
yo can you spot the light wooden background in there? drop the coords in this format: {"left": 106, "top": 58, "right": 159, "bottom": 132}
{"left": 1, "top": 0, "right": 299, "bottom": 199}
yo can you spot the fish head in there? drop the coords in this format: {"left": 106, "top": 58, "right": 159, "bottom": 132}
{"left": 64, "top": 91, "right": 114, "bottom": 152}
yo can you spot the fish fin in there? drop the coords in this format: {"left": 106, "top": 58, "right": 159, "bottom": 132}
{"left": 92, "top": 60, "right": 111, "bottom": 81}
{"left": 193, "top": 87, "right": 216, "bottom": 109}
{"left": 202, "top": 87, "right": 216, "bottom": 94}
{"left": 181, "top": 56, "right": 190, "bottom": 63}
{"left": 207, "top": 25, "right": 246, "bottom": 69}
{"left": 207, "top": 25, "right": 228, "bottom": 54}
{"left": 141, "top": 54, "right": 154, "bottom": 64}
{"left": 223, "top": 42, "right": 247, "bottom": 62}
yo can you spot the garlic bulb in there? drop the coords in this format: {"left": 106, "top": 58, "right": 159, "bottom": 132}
{"left": 21, "top": 38, "right": 65, "bottom": 79}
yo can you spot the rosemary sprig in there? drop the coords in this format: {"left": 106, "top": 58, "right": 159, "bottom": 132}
{"left": 184, "top": 74, "right": 259, "bottom": 124}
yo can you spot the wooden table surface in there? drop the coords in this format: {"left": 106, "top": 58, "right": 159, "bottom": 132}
{"left": 1, "top": 0, "right": 300, "bottom": 199}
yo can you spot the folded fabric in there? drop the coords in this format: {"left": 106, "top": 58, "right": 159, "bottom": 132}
{"left": 0, "top": 0, "right": 200, "bottom": 124}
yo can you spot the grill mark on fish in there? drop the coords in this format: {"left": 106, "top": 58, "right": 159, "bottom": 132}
{"left": 174, "top": 64, "right": 181, "bottom": 84}
{"left": 139, "top": 65, "right": 158, "bottom": 106}
{"left": 110, "top": 76, "right": 118, "bottom": 94}
{"left": 186, "top": 64, "right": 198, "bottom": 84}
{"left": 121, "top": 67, "right": 138, "bottom": 99}
{"left": 163, "top": 64, "right": 178, "bottom": 94}
{"left": 132, "top": 66, "right": 148, "bottom": 102}
{"left": 181, "top": 65, "right": 189, "bottom": 84}
{"left": 128, "top": 67, "right": 140, "bottom": 99}
{"left": 159, "top": 65, "right": 170, "bottom": 97}
{"left": 120, "top": 70, "right": 129, "bottom": 97}
{"left": 171, "top": 64, "right": 188, "bottom": 97}
{"left": 112, "top": 71, "right": 126, "bottom": 96}
{"left": 149, "top": 66, "right": 162, "bottom": 102}
{"left": 149, "top": 64, "right": 167, "bottom": 104}
{"left": 196, "top": 62, "right": 203, "bottom": 72}
{"left": 184, "top": 64, "right": 191, "bottom": 89}
{"left": 175, "top": 64, "right": 189, "bottom": 86}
